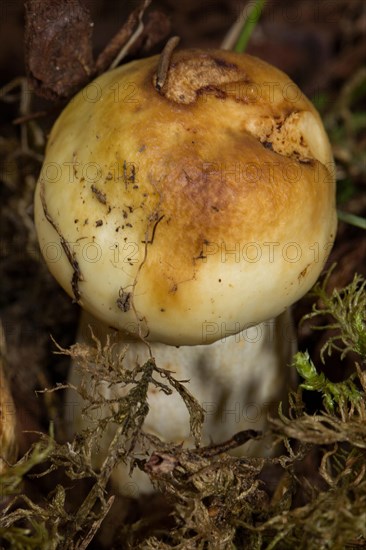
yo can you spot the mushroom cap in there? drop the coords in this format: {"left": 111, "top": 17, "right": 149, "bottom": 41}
{"left": 34, "top": 49, "right": 337, "bottom": 345}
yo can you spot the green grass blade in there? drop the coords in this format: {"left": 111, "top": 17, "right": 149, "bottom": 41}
{"left": 234, "top": 0, "right": 266, "bottom": 53}
{"left": 337, "top": 210, "right": 366, "bottom": 230}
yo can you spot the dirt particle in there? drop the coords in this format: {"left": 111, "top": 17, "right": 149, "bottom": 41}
{"left": 91, "top": 185, "right": 107, "bottom": 205}
{"left": 123, "top": 160, "right": 136, "bottom": 187}
{"left": 298, "top": 264, "right": 311, "bottom": 281}
{"left": 116, "top": 290, "right": 132, "bottom": 312}
{"left": 195, "top": 250, "right": 207, "bottom": 261}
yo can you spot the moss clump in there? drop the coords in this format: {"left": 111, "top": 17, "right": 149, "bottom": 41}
{"left": 0, "top": 270, "right": 365, "bottom": 549}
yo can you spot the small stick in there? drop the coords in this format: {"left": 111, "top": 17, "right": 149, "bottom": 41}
{"left": 198, "top": 429, "right": 262, "bottom": 458}
{"left": 13, "top": 110, "right": 49, "bottom": 124}
{"left": 155, "top": 36, "right": 180, "bottom": 91}
{"left": 107, "top": 0, "right": 151, "bottom": 71}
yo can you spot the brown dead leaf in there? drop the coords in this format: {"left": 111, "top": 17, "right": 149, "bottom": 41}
{"left": 24, "top": 0, "right": 94, "bottom": 100}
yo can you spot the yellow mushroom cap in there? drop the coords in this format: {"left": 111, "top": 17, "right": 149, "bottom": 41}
{"left": 34, "top": 48, "right": 337, "bottom": 345}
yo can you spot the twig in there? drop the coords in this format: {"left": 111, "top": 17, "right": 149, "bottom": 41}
{"left": 107, "top": 0, "right": 151, "bottom": 71}
{"left": 154, "top": 36, "right": 180, "bottom": 91}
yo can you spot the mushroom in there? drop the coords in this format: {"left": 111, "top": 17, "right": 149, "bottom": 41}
{"left": 34, "top": 48, "right": 336, "bottom": 494}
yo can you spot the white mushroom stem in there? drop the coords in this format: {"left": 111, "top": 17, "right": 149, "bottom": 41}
{"left": 65, "top": 309, "right": 296, "bottom": 495}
